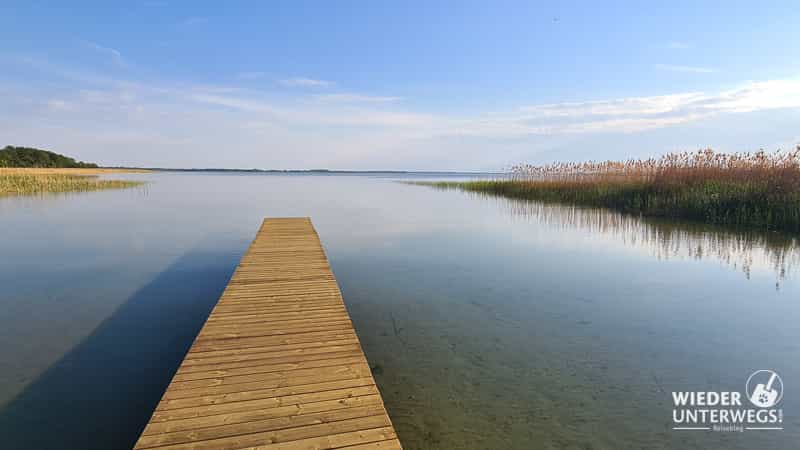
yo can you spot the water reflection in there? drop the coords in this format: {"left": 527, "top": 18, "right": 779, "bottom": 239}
{"left": 486, "top": 195, "right": 800, "bottom": 285}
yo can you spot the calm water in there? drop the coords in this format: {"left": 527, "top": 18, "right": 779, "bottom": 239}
{"left": 0, "top": 172, "right": 798, "bottom": 449}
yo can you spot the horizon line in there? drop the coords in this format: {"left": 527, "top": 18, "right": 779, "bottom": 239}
{"left": 102, "top": 166, "right": 506, "bottom": 174}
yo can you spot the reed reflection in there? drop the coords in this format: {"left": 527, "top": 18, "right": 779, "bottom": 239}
{"left": 493, "top": 195, "right": 800, "bottom": 286}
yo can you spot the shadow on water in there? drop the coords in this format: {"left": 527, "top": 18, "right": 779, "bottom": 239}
{"left": 0, "top": 235, "right": 246, "bottom": 450}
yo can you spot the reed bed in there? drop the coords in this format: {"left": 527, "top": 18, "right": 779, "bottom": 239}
{"left": 0, "top": 170, "right": 144, "bottom": 197}
{"left": 417, "top": 147, "right": 800, "bottom": 232}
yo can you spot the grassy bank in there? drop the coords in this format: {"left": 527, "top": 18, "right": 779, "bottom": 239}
{"left": 416, "top": 149, "right": 800, "bottom": 232}
{"left": 0, "top": 168, "right": 145, "bottom": 197}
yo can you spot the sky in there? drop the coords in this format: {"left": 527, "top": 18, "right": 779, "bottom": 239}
{"left": 1, "top": 1, "right": 799, "bottom": 170}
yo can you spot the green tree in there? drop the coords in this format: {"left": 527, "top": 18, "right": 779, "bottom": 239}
{"left": 0, "top": 146, "right": 99, "bottom": 168}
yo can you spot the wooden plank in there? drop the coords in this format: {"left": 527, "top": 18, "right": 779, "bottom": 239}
{"left": 134, "top": 218, "right": 401, "bottom": 449}
{"left": 179, "top": 341, "right": 363, "bottom": 367}
{"left": 150, "top": 386, "right": 382, "bottom": 422}
{"left": 177, "top": 349, "right": 365, "bottom": 374}
{"left": 137, "top": 404, "right": 388, "bottom": 448}
{"left": 155, "top": 378, "right": 378, "bottom": 412}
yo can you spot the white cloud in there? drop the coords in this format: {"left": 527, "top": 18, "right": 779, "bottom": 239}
{"left": 4, "top": 55, "right": 800, "bottom": 169}
{"left": 468, "top": 79, "right": 800, "bottom": 136}
{"left": 201, "top": 77, "right": 800, "bottom": 138}
{"left": 193, "top": 77, "right": 800, "bottom": 138}
{"left": 278, "top": 77, "right": 333, "bottom": 88}
{"left": 654, "top": 63, "right": 715, "bottom": 73}
{"left": 711, "top": 79, "right": 800, "bottom": 113}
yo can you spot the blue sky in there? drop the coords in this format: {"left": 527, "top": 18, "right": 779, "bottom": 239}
{"left": 1, "top": 1, "right": 799, "bottom": 170}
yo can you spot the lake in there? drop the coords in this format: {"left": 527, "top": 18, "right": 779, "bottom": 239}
{"left": 0, "top": 172, "right": 798, "bottom": 449}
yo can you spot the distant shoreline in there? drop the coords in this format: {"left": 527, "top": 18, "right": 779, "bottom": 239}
{"left": 101, "top": 167, "right": 502, "bottom": 176}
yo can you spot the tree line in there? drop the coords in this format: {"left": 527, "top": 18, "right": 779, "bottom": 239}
{"left": 0, "top": 146, "right": 98, "bottom": 168}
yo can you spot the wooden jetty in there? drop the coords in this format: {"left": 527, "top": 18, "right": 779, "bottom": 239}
{"left": 134, "top": 218, "right": 401, "bottom": 450}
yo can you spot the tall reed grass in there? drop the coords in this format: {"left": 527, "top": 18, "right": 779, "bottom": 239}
{"left": 418, "top": 147, "right": 800, "bottom": 232}
{"left": 0, "top": 171, "right": 143, "bottom": 197}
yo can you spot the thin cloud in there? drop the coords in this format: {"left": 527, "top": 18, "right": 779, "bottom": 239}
{"left": 188, "top": 93, "right": 285, "bottom": 115}
{"left": 314, "top": 93, "right": 401, "bottom": 103}
{"left": 517, "top": 93, "right": 705, "bottom": 118}
{"left": 476, "top": 78, "right": 800, "bottom": 136}
{"left": 188, "top": 91, "right": 437, "bottom": 129}
{"left": 46, "top": 99, "right": 74, "bottom": 111}
{"left": 190, "top": 78, "right": 800, "bottom": 137}
{"left": 655, "top": 63, "right": 715, "bottom": 74}
{"left": 6, "top": 54, "right": 800, "bottom": 170}
{"left": 85, "top": 41, "right": 124, "bottom": 66}
{"left": 278, "top": 77, "right": 333, "bottom": 88}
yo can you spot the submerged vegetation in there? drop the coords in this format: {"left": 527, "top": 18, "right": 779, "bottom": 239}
{"left": 0, "top": 169, "right": 144, "bottom": 197}
{"left": 417, "top": 148, "right": 800, "bottom": 232}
